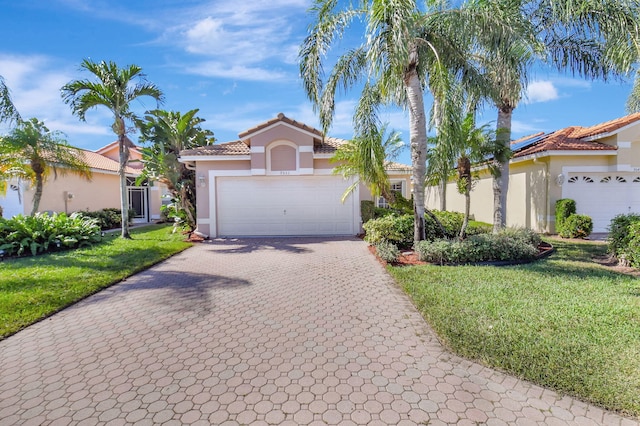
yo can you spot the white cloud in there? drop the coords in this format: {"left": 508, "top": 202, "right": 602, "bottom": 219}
{"left": 525, "top": 81, "right": 559, "bottom": 104}
{"left": 187, "top": 62, "right": 288, "bottom": 82}
{"left": 511, "top": 119, "right": 543, "bottom": 135}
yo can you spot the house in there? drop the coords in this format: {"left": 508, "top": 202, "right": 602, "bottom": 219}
{"left": 426, "top": 113, "right": 640, "bottom": 233}
{"left": 179, "top": 113, "right": 412, "bottom": 237}
{"left": 0, "top": 139, "right": 164, "bottom": 223}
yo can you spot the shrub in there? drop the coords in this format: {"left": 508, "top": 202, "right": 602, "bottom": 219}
{"left": 363, "top": 213, "right": 413, "bottom": 247}
{"left": 424, "top": 210, "right": 491, "bottom": 240}
{"left": 0, "top": 212, "right": 101, "bottom": 257}
{"left": 621, "top": 222, "right": 640, "bottom": 268}
{"left": 80, "top": 208, "right": 136, "bottom": 230}
{"left": 607, "top": 213, "right": 640, "bottom": 257}
{"left": 375, "top": 241, "right": 400, "bottom": 263}
{"left": 415, "top": 228, "right": 539, "bottom": 265}
{"left": 466, "top": 220, "right": 493, "bottom": 236}
{"left": 559, "top": 214, "right": 593, "bottom": 239}
{"left": 555, "top": 199, "right": 576, "bottom": 234}
{"left": 361, "top": 200, "right": 375, "bottom": 224}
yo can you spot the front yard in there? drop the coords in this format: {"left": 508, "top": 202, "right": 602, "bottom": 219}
{"left": 0, "top": 224, "right": 191, "bottom": 339}
{"left": 390, "top": 239, "right": 640, "bottom": 417}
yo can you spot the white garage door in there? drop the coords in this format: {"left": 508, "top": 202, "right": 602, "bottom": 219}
{"left": 563, "top": 173, "right": 640, "bottom": 232}
{"left": 216, "top": 176, "right": 356, "bottom": 237}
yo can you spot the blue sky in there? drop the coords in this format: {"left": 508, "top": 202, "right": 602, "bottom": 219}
{"left": 0, "top": 0, "right": 636, "bottom": 166}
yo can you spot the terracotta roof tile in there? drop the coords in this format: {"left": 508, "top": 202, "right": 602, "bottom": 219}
{"left": 315, "top": 137, "right": 347, "bottom": 154}
{"left": 385, "top": 161, "right": 412, "bottom": 172}
{"left": 570, "top": 112, "right": 640, "bottom": 139}
{"left": 238, "top": 113, "right": 324, "bottom": 139}
{"left": 78, "top": 149, "right": 140, "bottom": 174}
{"left": 181, "top": 140, "right": 250, "bottom": 156}
{"left": 513, "top": 127, "right": 617, "bottom": 158}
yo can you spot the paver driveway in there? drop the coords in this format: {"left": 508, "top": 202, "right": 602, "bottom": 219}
{"left": 0, "top": 237, "right": 637, "bottom": 425}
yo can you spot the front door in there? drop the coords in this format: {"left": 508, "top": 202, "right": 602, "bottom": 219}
{"left": 127, "top": 186, "right": 149, "bottom": 223}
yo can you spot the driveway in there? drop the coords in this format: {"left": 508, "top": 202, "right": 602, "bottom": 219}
{"left": 0, "top": 237, "right": 636, "bottom": 425}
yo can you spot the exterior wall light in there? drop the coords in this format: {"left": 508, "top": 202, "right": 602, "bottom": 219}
{"left": 198, "top": 174, "right": 206, "bottom": 187}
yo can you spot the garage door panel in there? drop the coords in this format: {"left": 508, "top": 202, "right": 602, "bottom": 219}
{"left": 216, "top": 176, "right": 355, "bottom": 237}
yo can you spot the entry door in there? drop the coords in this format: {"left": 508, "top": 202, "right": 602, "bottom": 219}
{"left": 127, "top": 186, "right": 149, "bottom": 222}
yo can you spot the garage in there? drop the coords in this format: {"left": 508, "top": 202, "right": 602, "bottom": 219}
{"left": 215, "top": 175, "right": 357, "bottom": 237}
{"left": 563, "top": 172, "right": 640, "bottom": 232}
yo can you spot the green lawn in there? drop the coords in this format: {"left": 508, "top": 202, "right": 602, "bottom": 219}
{"left": 0, "top": 224, "right": 191, "bottom": 339}
{"left": 390, "top": 239, "right": 640, "bottom": 417}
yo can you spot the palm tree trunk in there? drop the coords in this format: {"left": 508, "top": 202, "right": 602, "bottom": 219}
{"left": 405, "top": 53, "right": 427, "bottom": 243}
{"left": 31, "top": 172, "right": 43, "bottom": 216}
{"left": 118, "top": 131, "right": 131, "bottom": 239}
{"left": 493, "top": 106, "right": 512, "bottom": 233}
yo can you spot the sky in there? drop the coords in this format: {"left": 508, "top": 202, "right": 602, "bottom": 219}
{"left": 0, "top": 0, "right": 636, "bottom": 166}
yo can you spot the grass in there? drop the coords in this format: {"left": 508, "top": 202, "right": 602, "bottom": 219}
{"left": 0, "top": 224, "right": 191, "bottom": 339}
{"left": 389, "top": 239, "right": 640, "bottom": 417}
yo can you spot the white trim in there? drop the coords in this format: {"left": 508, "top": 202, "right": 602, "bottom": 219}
{"left": 240, "top": 121, "right": 322, "bottom": 141}
{"left": 210, "top": 170, "right": 252, "bottom": 177}
{"left": 618, "top": 141, "right": 632, "bottom": 148}
{"left": 250, "top": 146, "right": 265, "bottom": 153}
{"left": 582, "top": 120, "right": 640, "bottom": 141}
{"left": 299, "top": 146, "right": 314, "bottom": 153}
{"left": 151, "top": 214, "right": 161, "bottom": 220}
{"left": 313, "top": 169, "right": 335, "bottom": 175}
{"left": 266, "top": 140, "right": 299, "bottom": 175}
{"left": 179, "top": 155, "right": 250, "bottom": 162}
{"left": 252, "top": 168, "right": 266, "bottom": 175}
{"left": 299, "top": 168, "right": 314, "bottom": 175}
{"left": 510, "top": 150, "right": 616, "bottom": 165}
{"left": 562, "top": 165, "right": 635, "bottom": 174}
{"left": 313, "top": 153, "right": 335, "bottom": 159}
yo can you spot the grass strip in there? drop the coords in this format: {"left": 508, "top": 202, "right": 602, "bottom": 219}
{"left": 389, "top": 239, "right": 640, "bottom": 417}
{"left": 0, "top": 224, "right": 191, "bottom": 339}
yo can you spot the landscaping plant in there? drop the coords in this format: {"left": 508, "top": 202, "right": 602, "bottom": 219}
{"left": 0, "top": 212, "right": 101, "bottom": 257}
{"left": 375, "top": 241, "right": 400, "bottom": 263}
{"left": 559, "top": 213, "right": 593, "bottom": 239}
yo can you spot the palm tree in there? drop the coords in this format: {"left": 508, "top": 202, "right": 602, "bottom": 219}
{"left": 0, "top": 75, "right": 21, "bottom": 124}
{"left": 137, "top": 109, "right": 215, "bottom": 232}
{"left": 300, "top": 0, "right": 526, "bottom": 243}
{"left": 331, "top": 123, "right": 403, "bottom": 203}
{"left": 479, "top": 0, "right": 640, "bottom": 231}
{"left": 61, "top": 59, "right": 164, "bottom": 238}
{"left": 0, "top": 118, "right": 91, "bottom": 215}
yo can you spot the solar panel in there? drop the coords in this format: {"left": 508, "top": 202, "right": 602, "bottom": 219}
{"left": 510, "top": 133, "right": 547, "bottom": 152}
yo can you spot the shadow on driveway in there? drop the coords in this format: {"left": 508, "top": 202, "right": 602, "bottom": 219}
{"left": 205, "top": 236, "right": 358, "bottom": 254}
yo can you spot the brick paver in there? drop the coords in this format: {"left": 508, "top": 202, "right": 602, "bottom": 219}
{"left": 0, "top": 237, "right": 637, "bottom": 425}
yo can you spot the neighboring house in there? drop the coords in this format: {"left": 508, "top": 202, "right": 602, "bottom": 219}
{"left": 0, "top": 138, "right": 164, "bottom": 223}
{"left": 179, "top": 113, "right": 412, "bottom": 237}
{"left": 426, "top": 113, "right": 640, "bottom": 233}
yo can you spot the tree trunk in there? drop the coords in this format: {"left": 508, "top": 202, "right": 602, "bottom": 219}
{"left": 118, "top": 129, "right": 131, "bottom": 239}
{"left": 458, "top": 156, "right": 471, "bottom": 240}
{"left": 492, "top": 106, "right": 512, "bottom": 233}
{"left": 31, "top": 171, "right": 43, "bottom": 216}
{"left": 405, "top": 49, "right": 428, "bottom": 244}
{"left": 439, "top": 180, "right": 447, "bottom": 211}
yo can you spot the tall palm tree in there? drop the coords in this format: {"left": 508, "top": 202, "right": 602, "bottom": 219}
{"left": 331, "top": 123, "right": 403, "bottom": 203}
{"left": 478, "top": 0, "right": 640, "bottom": 231}
{"left": 0, "top": 75, "right": 21, "bottom": 124}
{"left": 0, "top": 118, "right": 91, "bottom": 215}
{"left": 137, "top": 109, "right": 215, "bottom": 232}
{"left": 300, "top": 0, "right": 526, "bottom": 243}
{"left": 61, "top": 59, "right": 164, "bottom": 238}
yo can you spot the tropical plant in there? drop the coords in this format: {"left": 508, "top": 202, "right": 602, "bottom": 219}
{"left": 137, "top": 109, "right": 215, "bottom": 232}
{"left": 0, "top": 212, "right": 101, "bottom": 257}
{"left": 61, "top": 59, "right": 164, "bottom": 238}
{"left": 299, "top": 0, "right": 526, "bottom": 244}
{"left": 0, "top": 118, "right": 91, "bottom": 215}
{"left": 331, "top": 123, "right": 403, "bottom": 203}
{"left": 0, "top": 75, "right": 21, "bottom": 124}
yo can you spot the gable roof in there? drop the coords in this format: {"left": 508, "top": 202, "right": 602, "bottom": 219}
{"left": 95, "top": 136, "right": 139, "bottom": 154}
{"left": 509, "top": 114, "right": 640, "bottom": 158}
{"left": 180, "top": 114, "right": 349, "bottom": 157}
{"left": 78, "top": 149, "right": 140, "bottom": 175}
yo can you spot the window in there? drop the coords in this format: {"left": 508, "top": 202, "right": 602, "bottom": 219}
{"left": 376, "top": 181, "right": 405, "bottom": 208}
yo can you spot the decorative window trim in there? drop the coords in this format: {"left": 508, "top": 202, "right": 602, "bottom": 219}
{"left": 376, "top": 180, "right": 405, "bottom": 208}
{"left": 266, "top": 140, "right": 299, "bottom": 175}
{"left": 616, "top": 176, "right": 627, "bottom": 183}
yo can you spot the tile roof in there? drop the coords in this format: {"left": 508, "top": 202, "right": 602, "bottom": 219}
{"left": 238, "top": 113, "right": 324, "bottom": 139}
{"left": 385, "top": 161, "right": 412, "bottom": 172}
{"left": 510, "top": 113, "right": 640, "bottom": 158}
{"left": 181, "top": 140, "right": 250, "bottom": 156}
{"left": 78, "top": 149, "right": 140, "bottom": 175}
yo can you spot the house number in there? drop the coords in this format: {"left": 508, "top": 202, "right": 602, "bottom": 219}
{"left": 280, "top": 171, "right": 291, "bottom": 175}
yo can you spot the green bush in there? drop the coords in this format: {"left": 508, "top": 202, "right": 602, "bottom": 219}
{"left": 0, "top": 212, "right": 101, "bottom": 257}
{"left": 363, "top": 213, "right": 414, "bottom": 247}
{"left": 415, "top": 228, "right": 539, "bottom": 264}
{"left": 80, "top": 208, "right": 136, "bottom": 230}
{"left": 361, "top": 200, "right": 375, "bottom": 224}
{"left": 555, "top": 199, "right": 576, "bottom": 234}
{"left": 559, "top": 214, "right": 593, "bottom": 239}
{"left": 607, "top": 213, "right": 640, "bottom": 257}
{"left": 466, "top": 220, "right": 494, "bottom": 236}
{"left": 375, "top": 241, "right": 400, "bottom": 263}
{"left": 621, "top": 222, "right": 640, "bottom": 268}
{"left": 424, "top": 211, "right": 492, "bottom": 240}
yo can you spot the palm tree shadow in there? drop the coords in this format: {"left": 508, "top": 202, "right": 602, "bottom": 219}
{"left": 205, "top": 236, "right": 357, "bottom": 254}
{"left": 78, "top": 270, "right": 251, "bottom": 315}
